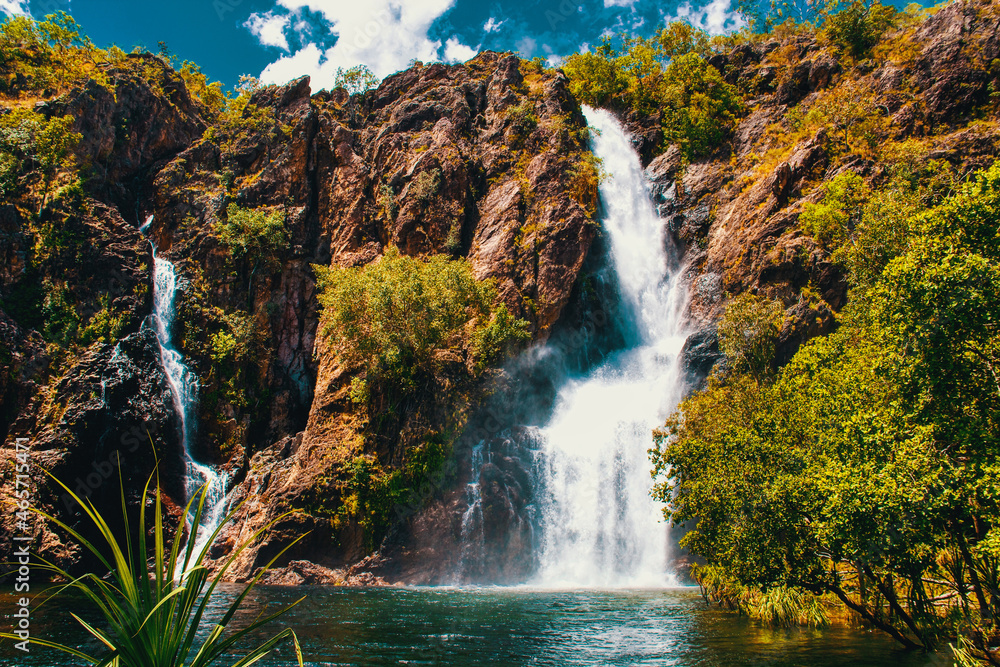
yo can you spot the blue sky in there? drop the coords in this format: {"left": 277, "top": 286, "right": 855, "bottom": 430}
{"left": 2, "top": 0, "right": 911, "bottom": 91}
{"left": 2, "top": 0, "right": 749, "bottom": 89}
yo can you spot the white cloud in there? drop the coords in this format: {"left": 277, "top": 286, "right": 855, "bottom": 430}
{"left": 0, "top": 0, "right": 28, "bottom": 17}
{"left": 515, "top": 36, "right": 537, "bottom": 55}
{"left": 259, "top": 42, "right": 325, "bottom": 86}
{"left": 257, "top": 0, "right": 461, "bottom": 88}
{"left": 603, "top": 0, "right": 636, "bottom": 6}
{"left": 671, "top": 0, "right": 746, "bottom": 35}
{"left": 245, "top": 11, "right": 292, "bottom": 51}
{"left": 483, "top": 17, "right": 505, "bottom": 33}
{"left": 443, "top": 37, "right": 477, "bottom": 63}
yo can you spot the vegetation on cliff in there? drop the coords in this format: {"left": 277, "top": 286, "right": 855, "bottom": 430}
{"left": 316, "top": 248, "right": 529, "bottom": 400}
{"left": 643, "top": 0, "right": 1000, "bottom": 661}
{"left": 311, "top": 249, "right": 529, "bottom": 546}
{"left": 653, "top": 161, "right": 1000, "bottom": 659}
{"left": 563, "top": 27, "right": 744, "bottom": 159}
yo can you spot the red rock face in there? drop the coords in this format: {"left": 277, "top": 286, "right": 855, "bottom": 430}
{"left": 0, "top": 50, "right": 601, "bottom": 578}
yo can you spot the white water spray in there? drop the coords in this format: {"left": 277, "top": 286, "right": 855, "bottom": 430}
{"left": 531, "top": 107, "right": 689, "bottom": 587}
{"left": 144, "top": 217, "right": 228, "bottom": 560}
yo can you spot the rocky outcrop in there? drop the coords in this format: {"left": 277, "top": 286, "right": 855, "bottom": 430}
{"left": 648, "top": 0, "right": 1000, "bottom": 373}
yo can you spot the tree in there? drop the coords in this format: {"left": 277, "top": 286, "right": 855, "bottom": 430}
{"left": 314, "top": 247, "right": 529, "bottom": 398}
{"left": 561, "top": 29, "right": 744, "bottom": 159}
{"left": 0, "top": 108, "right": 81, "bottom": 215}
{"left": 717, "top": 292, "right": 785, "bottom": 379}
{"left": 823, "top": 0, "right": 897, "bottom": 59}
{"left": 653, "top": 161, "right": 1000, "bottom": 660}
{"left": 799, "top": 170, "right": 871, "bottom": 248}
{"left": 660, "top": 53, "right": 744, "bottom": 159}
{"left": 334, "top": 64, "right": 379, "bottom": 95}
{"left": 215, "top": 203, "right": 288, "bottom": 299}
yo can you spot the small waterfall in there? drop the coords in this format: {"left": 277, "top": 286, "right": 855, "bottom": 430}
{"left": 529, "top": 107, "right": 690, "bottom": 587}
{"left": 143, "top": 217, "right": 228, "bottom": 559}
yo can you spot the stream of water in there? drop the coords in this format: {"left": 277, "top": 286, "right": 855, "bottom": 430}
{"left": 143, "top": 217, "right": 228, "bottom": 559}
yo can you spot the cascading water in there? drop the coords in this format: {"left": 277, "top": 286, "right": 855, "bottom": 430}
{"left": 143, "top": 217, "right": 227, "bottom": 559}
{"left": 529, "top": 107, "right": 690, "bottom": 587}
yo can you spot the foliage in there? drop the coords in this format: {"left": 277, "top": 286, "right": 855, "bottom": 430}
{"left": 717, "top": 292, "right": 785, "bottom": 379}
{"left": 652, "top": 161, "right": 1000, "bottom": 657}
{"left": 805, "top": 155, "right": 955, "bottom": 287}
{"left": 178, "top": 60, "right": 226, "bottom": 115}
{"left": 695, "top": 564, "right": 830, "bottom": 627}
{"left": 332, "top": 437, "right": 451, "bottom": 550}
{"left": 563, "top": 30, "right": 743, "bottom": 159}
{"left": 41, "top": 278, "right": 79, "bottom": 346}
{"left": 215, "top": 203, "right": 288, "bottom": 295}
{"left": 566, "top": 152, "right": 605, "bottom": 217}
{"left": 654, "top": 21, "right": 713, "bottom": 59}
{"left": 660, "top": 53, "right": 745, "bottom": 160}
{"left": 799, "top": 170, "right": 870, "bottom": 247}
{"left": 0, "top": 472, "right": 305, "bottom": 667}
{"left": 0, "top": 107, "right": 81, "bottom": 212}
{"left": 504, "top": 100, "right": 539, "bottom": 145}
{"left": 408, "top": 168, "right": 442, "bottom": 205}
{"left": 333, "top": 64, "right": 379, "bottom": 95}
{"left": 0, "top": 12, "right": 115, "bottom": 96}
{"left": 823, "top": 0, "right": 897, "bottom": 59}
{"left": 79, "top": 294, "right": 129, "bottom": 345}
{"left": 202, "top": 82, "right": 280, "bottom": 157}
{"left": 314, "top": 247, "right": 529, "bottom": 396}
{"left": 786, "top": 79, "right": 887, "bottom": 158}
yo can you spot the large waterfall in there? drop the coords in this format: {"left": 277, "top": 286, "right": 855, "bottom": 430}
{"left": 529, "top": 107, "right": 690, "bottom": 587}
{"left": 143, "top": 218, "right": 228, "bottom": 558}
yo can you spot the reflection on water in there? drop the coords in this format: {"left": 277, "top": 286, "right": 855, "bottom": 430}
{"left": 1, "top": 586, "right": 949, "bottom": 666}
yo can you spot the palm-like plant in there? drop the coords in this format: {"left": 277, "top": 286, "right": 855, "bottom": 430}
{"left": 2, "top": 471, "right": 306, "bottom": 667}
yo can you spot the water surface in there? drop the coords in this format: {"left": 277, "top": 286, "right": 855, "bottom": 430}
{"left": 1, "top": 586, "right": 949, "bottom": 666}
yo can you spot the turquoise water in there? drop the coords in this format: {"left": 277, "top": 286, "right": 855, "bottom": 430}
{"left": 0, "top": 586, "right": 951, "bottom": 666}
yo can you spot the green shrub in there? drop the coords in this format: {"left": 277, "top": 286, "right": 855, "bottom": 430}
{"left": 333, "top": 64, "right": 378, "bottom": 95}
{"left": 655, "top": 21, "right": 713, "bottom": 59}
{"left": 660, "top": 53, "right": 744, "bottom": 159}
{"left": 0, "top": 12, "right": 112, "bottom": 96}
{"left": 41, "top": 278, "right": 79, "bottom": 346}
{"left": 215, "top": 203, "right": 288, "bottom": 294}
{"left": 202, "top": 79, "right": 281, "bottom": 157}
{"left": 178, "top": 60, "right": 226, "bottom": 115}
{"left": 562, "top": 40, "right": 628, "bottom": 109}
{"left": 0, "top": 473, "right": 305, "bottom": 666}
{"left": 799, "top": 170, "right": 871, "bottom": 247}
{"left": 504, "top": 100, "right": 539, "bottom": 144}
{"left": 0, "top": 108, "right": 81, "bottom": 213}
{"left": 823, "top": 0, "right": 897, "bottom": 58}
{"left": 717, "top": 292, "right": 785, "bottom": 379}
{"left": 562, "top": 30, "right": 743, "bottom": 159}
{"left": 314, "top": 247, "right": 529, "bottom": 395}
{"left": 409, "top": 168, "right": 442, "bottom": 205}
{"left": 567, "top": 152, "right": 606, "bottom": 216}
{"left": 79, "top": 294, "right": 128, "bottom": 345}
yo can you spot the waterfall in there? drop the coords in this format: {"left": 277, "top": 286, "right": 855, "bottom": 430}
{"left": 529, "top": 107, "right": 689, "bottom": 587}
{"left": 143, "top": 217, "right": 228, "bottom": 560}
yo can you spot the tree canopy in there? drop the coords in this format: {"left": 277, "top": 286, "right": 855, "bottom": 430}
{"left": 653, "top": 162, "right": 1000, "bottom": 661}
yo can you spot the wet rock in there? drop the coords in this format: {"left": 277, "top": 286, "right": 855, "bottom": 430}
{"left": 680, "top": 326, "right": 724, "bottom": 388}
